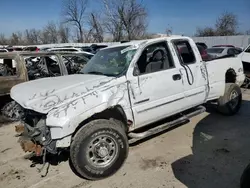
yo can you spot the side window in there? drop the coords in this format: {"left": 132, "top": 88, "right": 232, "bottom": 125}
{"left": 25, "top": 56, "right": 61, "bottom": 80}
{"left": 62, "top": 55, "right": 88, "bottom": 74}
{"left": 0, "top": 58, "right": 17, "bottom": 76}
{"left": 135, "top": 42, "right": 174, "bottom": 75}
{"left": 173, "top": 40, "right": 196, "bottom": 64}
{"left": 227, "top": 48, "right": 235, "bottom": 55}
{"left": 45, "top": 56, "right": 61, "bottom": 75}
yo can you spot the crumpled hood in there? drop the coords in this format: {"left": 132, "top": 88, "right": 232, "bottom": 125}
{"left": 11, "top": 74, "right": 114, "bottom": 113}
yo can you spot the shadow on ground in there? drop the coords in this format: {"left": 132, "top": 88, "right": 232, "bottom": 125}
{"left": 171, "top": 100, "right": 250, "bottom": 188}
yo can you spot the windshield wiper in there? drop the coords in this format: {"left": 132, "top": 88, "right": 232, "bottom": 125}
{"left": 84, "top": 71, "right": 116, "bottom": 77}
{"left": 86, "top": 71, "right": 106, "bottom": 75}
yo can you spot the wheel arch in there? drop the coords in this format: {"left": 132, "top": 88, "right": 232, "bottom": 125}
{"left": 72, "top": 105, "right": 130, "bottom": 138}
{"left": 225, "top": 68, "right": 237, "bottom": 83}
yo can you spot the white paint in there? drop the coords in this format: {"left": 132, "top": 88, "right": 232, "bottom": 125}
{"left": 241, "top": 44, "right": 250, "bottom": 64}
{"left": 10, "top": 36, "right": 246, "bottom": 148}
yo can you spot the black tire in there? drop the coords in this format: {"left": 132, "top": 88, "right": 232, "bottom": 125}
{"left": 241, "top": 164, "right": 250, "bottom": 188}
{"left": 217, "top": 83, "right": 242, "bottom": 116}
{"left": 1, "top": 101, "right": 24, "bottom": 121}
{"left": 70, "top": 119, "right": 129, "bottom": 180}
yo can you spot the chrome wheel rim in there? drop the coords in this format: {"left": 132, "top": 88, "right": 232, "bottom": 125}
{"left": 87, "top": 134, "right": 118, "bottom": 168}
{"left": 229, "top": 90, "right": 239, "bottom": 109}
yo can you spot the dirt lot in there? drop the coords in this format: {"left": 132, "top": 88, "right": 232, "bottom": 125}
{"left": 1, "top": 89, "right": 250, "bottom": 188}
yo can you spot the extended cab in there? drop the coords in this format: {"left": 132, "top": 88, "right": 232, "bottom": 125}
{"left": 11, "top": 36, "right": 245, "bottom": 180}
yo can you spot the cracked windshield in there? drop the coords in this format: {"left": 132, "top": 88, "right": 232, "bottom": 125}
{"left": 81, "top": 46, "right": 137, "bottom": 76}
{"left": 0, "top": 0, "right": 249, "bottom": 188}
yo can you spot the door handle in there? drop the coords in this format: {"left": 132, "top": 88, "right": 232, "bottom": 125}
{"left": 172, "top": 74, "right": 182, "bottom": 81}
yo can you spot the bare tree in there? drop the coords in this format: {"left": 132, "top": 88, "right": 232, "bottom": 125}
{"left": 9, "top": 32, "right": 24, "bottom": 45}
{"left": 62, "top": 0, "right": 88, "bottom": 42}
{"left": 166, "top": 25, "right": 173, "bottom": 36}
{"left": 118, "top": 0, "right": 147, "bottom": 40}
{"left": 25, "top": 29, "right": 41, "bottom": 45}
{"left": 41, "top": 21, "right": 59, "bottom": 44}
{"left": 195, "top": 27, "right": 216, "bottom": 37}
{"left": 88, "top": 12, "right": 104, "bottom": 42}
{"left": 215, "top": 12, "right": 239, "bottom": 36}
{"left": 102, "top": 0, "right": 147, "bottom": 41}
{"left": 58, "top": 24, "right": 70, "bottom": 43}
{"left": 0, "top": 34, "right": 8, "bottom": 45}
{"left": 103, "top": 0, "right": 124, "bottom": 41}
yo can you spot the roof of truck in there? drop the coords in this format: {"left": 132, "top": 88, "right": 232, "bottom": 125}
{"left": 104, "top": 35, "right": 191, "bottom": 50}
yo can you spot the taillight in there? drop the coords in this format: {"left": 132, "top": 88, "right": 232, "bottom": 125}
{"left": 36, "top": 48, "right": 40, "bottom": 52}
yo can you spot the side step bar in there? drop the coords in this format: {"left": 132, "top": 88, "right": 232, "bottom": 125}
{"left": 128, "top": 106, "right": 206, "bottom": 144}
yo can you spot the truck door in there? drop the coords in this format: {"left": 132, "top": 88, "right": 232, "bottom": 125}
{"left": 126, "top": 41, "right": 185, "bottom": 128}
{"left": 171, "top": 39, "right": 209, "bottom": 108}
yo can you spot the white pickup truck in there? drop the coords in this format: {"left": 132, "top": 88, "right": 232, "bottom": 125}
{"left": 11, "top": 36, "right": 245, "bottom": 180}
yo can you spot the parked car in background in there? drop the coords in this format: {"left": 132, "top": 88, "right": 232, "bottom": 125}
{"left": 6, "top": 46, "right": 23, "bottom": 52}
{"left": 196, "top": 44, "right": 212, "bottom": 61}
{"left": 0, "top": 51, "right": 91, "bottom": 120}
{"left": 0, "top": 49, "right": 8, "bottom": 52}
{"left": 195, "top": 42, "right": 208, "bottom": 49}
{"left": 47, "top": 47, "right": 83, "bottom": 52}
{"left": 206, "top": 47, "right": 242, "bottom": 58}
{"left": 47, "top": 47, "right": 94, "bottom": 59}
{"left": 80, "top": 44, "right": 108, "bottom": 54}
{"left": 212, "top": 44, "right": 235, "bottom": 48}
{"left": 23, "top": 46, "right": 40, "bottom": 52}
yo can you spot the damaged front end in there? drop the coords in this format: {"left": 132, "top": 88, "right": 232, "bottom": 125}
{"left": 16, "top": 110, "right": 57, "bottom": 157}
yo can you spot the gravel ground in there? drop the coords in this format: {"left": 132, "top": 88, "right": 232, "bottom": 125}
{"left": 1, "top": 89, "right": 250, "bottom": 188}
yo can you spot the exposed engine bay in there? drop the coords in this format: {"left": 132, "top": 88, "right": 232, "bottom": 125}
{"left": 16, "top": 109, "right": 57, "bottom": 156}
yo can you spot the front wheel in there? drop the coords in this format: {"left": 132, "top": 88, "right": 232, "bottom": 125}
{"left": 241, "top": 164, "right": 250, "bottom": 188}
{"left": 217, "top": 83, "right": 242, "bottom": 115}
{"left": 70, "top": 119, "right": 128, "bottom": 180}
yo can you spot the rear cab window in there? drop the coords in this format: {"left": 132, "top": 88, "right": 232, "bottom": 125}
{"left": 172, "top": 40, "right": 196, "bottom": 64}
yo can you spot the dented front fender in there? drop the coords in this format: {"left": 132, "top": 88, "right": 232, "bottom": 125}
{"left": 46, "top": 77, "right": 133, "bottom": 140}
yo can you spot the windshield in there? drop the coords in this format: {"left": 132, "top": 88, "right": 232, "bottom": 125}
{"left": 206, "top": 48, "right": 224, "bottom": 54}
{"left": 81, "top": 45, "right": 137, "bottom": 76}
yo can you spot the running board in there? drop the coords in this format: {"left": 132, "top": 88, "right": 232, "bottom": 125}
{"left": 128, "top": 106, "right": 206, "bottom": 144}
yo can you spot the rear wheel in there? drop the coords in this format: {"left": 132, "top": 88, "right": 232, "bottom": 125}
{"left": 217, "top": 83, "right": 242, "bottom": 115}
{"left": 70, "top": 119, "right": 128, "bottom": 180}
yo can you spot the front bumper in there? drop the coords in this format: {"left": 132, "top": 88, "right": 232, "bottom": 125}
{"left": 16, "top": 113, "right": 57, "bottom": 156}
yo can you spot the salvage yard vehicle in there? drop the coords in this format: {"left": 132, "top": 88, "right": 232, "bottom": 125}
{"left": 0, "top": 51, "right": 90, "bottom": 119}
{"left": 240, "top": 44, "right": 250, "bottom": 87}
{"left": 206, "top": 46, "right": 242, "bottom": 59}
{"left": 11, "top": 36, "right": 245, "bottom": 180}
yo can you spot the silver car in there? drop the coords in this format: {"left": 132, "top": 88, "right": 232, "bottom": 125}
{"left": 206, "top": 47, "right": 242, "bottom": 58}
